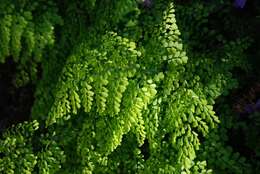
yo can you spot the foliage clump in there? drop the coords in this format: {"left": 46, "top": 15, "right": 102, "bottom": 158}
{"left": 0, "top": 0, "right": 259, "bottom": 173}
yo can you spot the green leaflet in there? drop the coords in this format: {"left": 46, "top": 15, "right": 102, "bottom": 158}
{"left": 80, "top": 81, "right": 94, "bottom": 113}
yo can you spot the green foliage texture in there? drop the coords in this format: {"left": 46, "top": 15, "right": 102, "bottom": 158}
{"left": 0, "top": 0, "right": 259, "bottom": 173}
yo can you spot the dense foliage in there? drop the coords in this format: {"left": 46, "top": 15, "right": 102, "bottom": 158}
{"left": 0, "top": 0, "right": 260, "bottom": 173}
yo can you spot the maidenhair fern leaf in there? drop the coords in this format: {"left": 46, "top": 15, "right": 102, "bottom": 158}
{"left": 0, "top": 15, "right": 12, "bottom": 63}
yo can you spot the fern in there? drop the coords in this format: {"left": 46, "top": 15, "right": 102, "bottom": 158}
{"left": 0, "top": 0, "right": 62, "bottom": 86}
{"left": 0, "top": 0, "right": 258, "bottom": 173}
